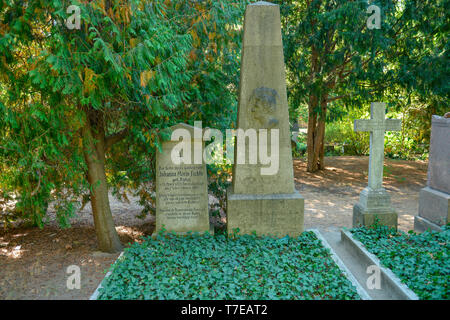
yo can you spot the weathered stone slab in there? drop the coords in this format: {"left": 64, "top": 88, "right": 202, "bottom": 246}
{"left": 155, "top": 123, "right": 211, "bottom": 235}
{"left": 227, "top": 1, "right": 304, "bottom": 237}
{"left": 427, "top": 116, "right": 450, "bottom": 194}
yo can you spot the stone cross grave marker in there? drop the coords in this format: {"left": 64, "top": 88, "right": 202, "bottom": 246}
{"left": 353, "top": 102, "right": 401, "bottom": 228}
{"left": 226, "top": 1, "right": 304, "bottom": 237}
{"left": 154, "top": 123, "right": 211, "bottom": 237}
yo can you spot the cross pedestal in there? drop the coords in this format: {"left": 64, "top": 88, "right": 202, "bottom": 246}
{"left": 353, "top": 102, "right": 402, "bottom": 229}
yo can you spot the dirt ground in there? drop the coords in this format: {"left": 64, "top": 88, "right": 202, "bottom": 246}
{"left": 294, "top": 156, "right": 428, "bottom": 232}
{"left": 0, "top": 156, "right": 428, "bottom": 300}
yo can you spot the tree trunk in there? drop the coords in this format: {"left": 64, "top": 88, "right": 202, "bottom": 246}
{"left": 306, "top": 94, "right": 327, "bottom": 172}
{"left": 306, "top": 43, "right": 323, "bottom": 173}
{"left": 306, "top": 96, "right": 318, "bottom": 172}
{"left": 82, "top": 112, "right": 122, "bottom": 253}
{"left": 317, "top": 95, "right": 328, "bottom": 170}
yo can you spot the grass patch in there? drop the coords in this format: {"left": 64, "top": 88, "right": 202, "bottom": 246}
{"left": 97, "top": 231, "right": 360, "bottom": 300}
{"left": 351, "top": 225, "right": 450, "bottom": 300}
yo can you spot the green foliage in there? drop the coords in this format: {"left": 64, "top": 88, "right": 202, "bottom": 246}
{"left": 119, "top": 0, "right": 248, "bottom": 218}
{"left": 0, "top": 0, "right": 248, "bottom": 226}
{"left": 207, "top": 162, "right": 231, "bottom": 219}
{"left": 325, "top": 100, "right": 432, "bottom": 160}
{"left": 382, "top": 91, "right": 435, "bottom": 160}
{"left": 0, "top": 0, "right": 193, "bottom": 227}
{"left": 0, "top": 99, "right": 87, "bottom": 228}
{"left": 97, "top": 231, "right": 360, "bottom": 300}
{"left": 292, "top": 133, "right": 307, "bottom": 159}
{"left": 276, "top": 0, "right": 448, "bottom": 168}
{"left": 351, "top": 225, "right": 450, "bottom": 300}
{"left": 325, "top": 108, "right": 370, "bottom": 156}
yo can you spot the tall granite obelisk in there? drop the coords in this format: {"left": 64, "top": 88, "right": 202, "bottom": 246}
{"left": 226, "top": 2, "right": 304, "bottom": 237}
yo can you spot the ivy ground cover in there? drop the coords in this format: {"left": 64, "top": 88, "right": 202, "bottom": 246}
{"left": 351, "top": 225, "right": 450, "bottom": 299}
{"left": 97, "top": 231, "right": 360, "bottom": 300}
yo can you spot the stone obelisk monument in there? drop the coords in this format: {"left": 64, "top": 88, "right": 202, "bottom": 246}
{"left": 227, "top": 2, "right": 304, "bottom": 237}
{"left": 353, "top": 102, "right": 402, "bottom": 228}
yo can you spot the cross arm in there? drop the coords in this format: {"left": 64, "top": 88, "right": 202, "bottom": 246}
{"left": 354, "top": 119, "right": 402, "bottom": 132}
{"left": 384, "top": 119, "right": 402, "bottom": 131}
{"left": 354, "top": 119, "right": 374, "bottom": 132}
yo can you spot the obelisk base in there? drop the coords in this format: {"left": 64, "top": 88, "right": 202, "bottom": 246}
{"left": 227, "top": 187, "right": 304, "bottom": 237}
{"left": 353, "top": 187, "right": 398, "bottom": 229}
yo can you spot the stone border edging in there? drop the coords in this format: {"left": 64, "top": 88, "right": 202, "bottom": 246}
{"left": 414, "top": 215, "right": 443, "bottom": 233}
{"left": 89, "top": 251, "right": 125, "bottom": 300}
{"left": 89, "top": 230, "right": 385, "bottom": 301}
{"left": 309, "top": 229, "right": 372, "bottom": 300}
{"left": 340, "top": 229, "right": 419, "bottom": 300}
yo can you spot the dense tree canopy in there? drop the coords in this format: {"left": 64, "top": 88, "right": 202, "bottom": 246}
{"left": 276, "top": 0, "right": 448, "bottom": 171}
{"left": 0, "top": 0, "right": 246, "bottom": 252}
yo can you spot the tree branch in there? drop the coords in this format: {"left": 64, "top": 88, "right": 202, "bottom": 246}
{"left": 105, "top": 128, "right": 128, "bottom": 150}
{"left": 327, "top": 95, "right": 346, "bottom": 103}
{"left": 31, "top": 170, "right": 42, "bottom": 197}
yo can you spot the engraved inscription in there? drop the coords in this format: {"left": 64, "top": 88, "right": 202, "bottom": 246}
{"left": 158, "top": 164, "right": 205, "bottom": 221}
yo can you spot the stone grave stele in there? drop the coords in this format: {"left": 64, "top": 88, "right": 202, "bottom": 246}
{"left": 414, "top": 115, "right": 450, "bottom": 232}
{"left": 154, "top": 123, "right": 212, "bottom": 236}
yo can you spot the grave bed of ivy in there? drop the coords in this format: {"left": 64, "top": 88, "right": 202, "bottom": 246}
{"left": 97, "top": 231, "right": 360, "bottom": 300}
{"left": 351, "top": 225, "right": 450, "bottom": 300}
